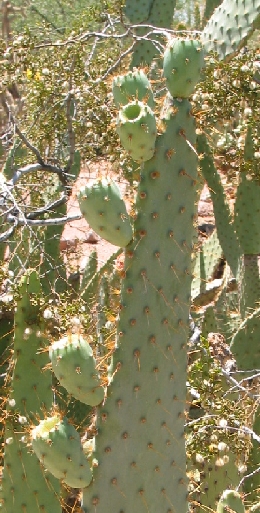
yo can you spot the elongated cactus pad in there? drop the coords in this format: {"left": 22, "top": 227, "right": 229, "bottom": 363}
{"left": 82, "top": 94, "right": 198, "bottom": 513}
{"left": 80, "top": 249, "right": 98, "bottom": 303}
{"left": 0, "top": 270, "right": 61, "bottom": 513}
{"left": 50, "top": 334, "right": 104, "bottom": 406}
{"left": 197, "top": 133, "right": 241, "bottom": 277}
{"left": 112, "top": 70, "right": 155, "bottom": 109}
{"left": 234, "top": 175, "right": 260, "bottom": 255}
{"left": 32, "top": 415, "right": 92, "bottom": 488}
{"left": 230, "top": 306, "right": 260, "bottom": 370}
{"left": 78, "top": 178, "right": 133, "bottom": 247}
{"left": 116, "top": 100, "right": 157, "bottom": 162}
{"left": 163, "top": 38, "right": 204, "bottom": 98}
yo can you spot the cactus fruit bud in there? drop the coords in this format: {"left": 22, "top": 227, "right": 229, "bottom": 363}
{"left": 50, "top": 334, "right": 104, "bottom": 406}
{"left": 32, "top": 416, "right": 92, "bottom": 488}
{"left": 163, "top": 38, "right": 204, "bottom": 98}
{"left": 116, "top": 100, "right": 157, "bottom": 162}
{"left": 78, "top": 178, "right": 133, "bottom": 247}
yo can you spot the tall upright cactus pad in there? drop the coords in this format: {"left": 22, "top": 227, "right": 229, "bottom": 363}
{"left": 0, "top": 270, "right": 61, "bottom": 513}
{"left": 81, "top": 43, "right": 201, "bottom": 513}
{"left": 78, "top": 178, "right": 133, "bottom": 247}
{"left": 202, "top": 0, "right": 260, "bottom": 61}
{"left": 40, "top": 151, "right": 81, "bottom": 296}
{"left": 197, "top": 133, "right": 241, "bottom": 277}
{"left": 234, "top": 175, "right": 260, "bottom": 255}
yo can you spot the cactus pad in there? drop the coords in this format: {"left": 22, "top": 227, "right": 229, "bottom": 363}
{"left": 230, "top": 306, "right": 260, "bottom": 370}
{"left": 32, "top": 415, "right": 92, "bottom": 488}
{"left": 234, "top": 176, "right": 260, "bottom": 255}
{"left": 0, "top": 270, "right": 61, "bottom": 513}
{"left": 112, "top": 70, "right": 155, "bottom": 109}
{"left": 163, "top": 38, "right": 204, "bottom": 98}
{"left": 116, "top": 100, "right": 157, "bottom": 162}
{"left": 124, "top": 0, "right": 153, "bottom": 24}
{"left": 82, "top": 94, "right": 198, "bottom": 513}
{"left": 78, "top": 178, "right": 133, "bottom": 247}
{"left": 202, "top": 0, "right": 260, "bottom": 61}
{"left": 50, "top": 334, "right": 104, "bottom": 406}
{"left": 217, "top": 490, "right": 245, "bottom": 513}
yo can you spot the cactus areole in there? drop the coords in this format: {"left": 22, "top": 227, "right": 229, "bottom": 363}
{"left": 81, "top": 38, "right": 203, "bottom": 513}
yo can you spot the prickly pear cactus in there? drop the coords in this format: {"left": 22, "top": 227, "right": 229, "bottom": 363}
{"left": 0, "top": 270, "right": 61, "bottom": 513}
{"left": 77, "top": 38, "right": 203, "bottom": 513}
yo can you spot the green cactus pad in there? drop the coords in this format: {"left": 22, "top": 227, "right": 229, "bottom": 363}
{"left": 112, "top": 70, "right": 155, "bottom": 109}
{"left": 124, "top": 0, "right": 153, "bottom": 23}
{"left": 191, "top": 229, "right": 223, "bottom": 301}
{"left": 193, "top": 454, "right": 243, "bottom": 512}
{"left": 0, "top": 270, "right": 61, "bottom": 513}
{"left": 82, "top": 95, "right": 197, "bottom": 513}
{"left": 163, "top": 38, "right": 205, "bottom": 98}
{"left": 50, "top": 334, "right": 104, "bottom": 406}
{"left": 128, "top": 0, "right": 177, "bottom": 68}
{"left": 32, "top": 416, "right": 92, "bottom": 488}
{"left": 234, "top": 175, "right": 260, "bottom": 255}
{"left": 238, "top": 255, "right": 260, "bottom": 318}
{"left": 116, "top": 100, "right": 157, "bottom": 162}
{"left": 197, "top": 133, "right": 241, "bottom": 277}
{"left": 230, "top": 306, "right": 260, "bottom": 370}
{"left": 217, "top": 490, "right": 245, "bottom": 513}
{"left": 244, "top": 126, "right": 255, "bottom": 162}
{"left": 80, "top": 249, "right": 98, "bottom": 303}
{"left": 202, "top": 0, "right": 260, "bottom": 61}
{"left": 78, "top": 178, "right": 133, "bottom": 247}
